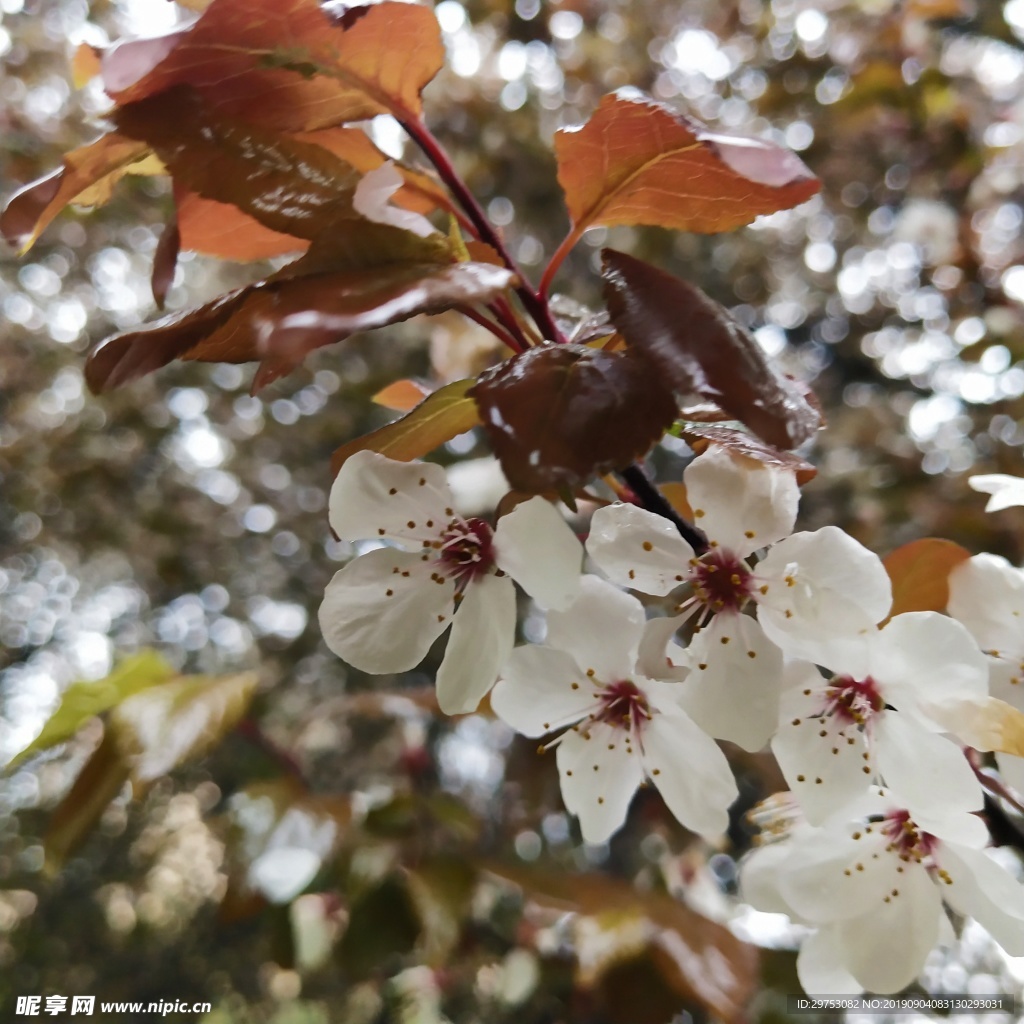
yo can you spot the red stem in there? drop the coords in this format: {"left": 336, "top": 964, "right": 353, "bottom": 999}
{"left": 459, "top": 305, "right": 525, "bottom": 353}
{"left": 400, "top": 116, "right": 567, "bottom": 345}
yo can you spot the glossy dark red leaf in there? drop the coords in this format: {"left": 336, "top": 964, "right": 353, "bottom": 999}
{"left": 86, "top": 261, "right": 515, "bottom": 394}
{"left": 469, "top": 343, "right": 678, "bottom": 492}
{"left": 114, "top": 86, "right": 361, "bottom": 242}
{"left": 151, "top": 212, "right": 180, "bottom": 310}
{"left": 678, "top": 424, "right": 817, "bottom": 484}
{"left": 602, "top": 249, "right": 821, "bottom": 450}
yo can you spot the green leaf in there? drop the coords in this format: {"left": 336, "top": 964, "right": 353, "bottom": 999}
{"left": 407, "top": 856, "right": 476, "bottom": 966}
{"left": 7, "top": 650, "right": 176, "bottom": 769}
{"left": 110, "top": 670, "right": 259, "bottom": 782}
{"left": 331, "top": 378, "right": 480, "bottom": 476}
{"left": 338, "top": 876, "right": 420, "bottom": 978}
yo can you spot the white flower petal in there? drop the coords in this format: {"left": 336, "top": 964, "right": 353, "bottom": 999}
{"left": 771, "top": 664, "right": 872, "bottom": 824}
{"left": 740, "top": 842, "right": 801, "bottom": 916}
{"left": 636, "top": 614, "right": 690, "bottom": 682}
{"left": 318, "top": 548, "right": 453, "bottom": 672}
{"left": 490, "top": 646, "right": 596, "bottom": 737}
{"left": 493, "top": 496, "right": 582, "bottom": 610}
{"left": 835, "top": 862, "right": 941, "bottom": 994}
{"left": 996, "top": 752, "right": 1024, "bottom": 799}
{"left": 968, "top": 473, "right": 1024, "bottom": 512}
{"left": 586, "top": 503, "right": 694, "bottom": 596}
{"left": 870, "top": 612, "right": 988, "bottom": 720}
{"left": 681, "top": 614, "right": 784, "bottom": 751}
{"left": 756, "top": 527, "right": 892, "bottom": 657}
{"left": 556, "top": 722, "right": 644, "bottom": 843}
{"left": 937, "top": 842, "right": 1024, "bottom": 955}
{"left": 329, "top": 451, "right": 453, "bottom": 545}
{"left": 546, "top": 575, "right": 646, "bottom": 682}
{"left": 641, "top": 704, "right": 737, "bottom": 839}
{"left": 948, "top": 554, "right": 1024, "bottom": 660}
{"left": 873, "top": 713, "right": 983, "bottom": 819}
{"left": 353, "top": 161, "right": 438, "bottom": 238}
{"left": 435, "top": 574, "right": 515, "bottom": 715}
{"left": 797, "top": 928, "right": 863, "bottom": 997}
{"left": 779, "top": 827, "right": 900, "bottom": 924}
{"left": 684, "top": 445, "right": 799, "bottom": 556}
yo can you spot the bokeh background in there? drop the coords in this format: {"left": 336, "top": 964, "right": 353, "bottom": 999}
{"left": 4, "top": 0, "right": 1024, "bottom": 1020}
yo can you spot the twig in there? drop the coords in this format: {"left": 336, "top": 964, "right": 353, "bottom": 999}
{"left": 400, "top": 117, "right": 568, "bottom": 345}
{"left": 617, "top": 463, "right": 708, "bottom": 554}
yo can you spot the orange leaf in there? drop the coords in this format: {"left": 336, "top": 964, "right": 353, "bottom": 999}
{"left": 555, "top": 89, "right": 819, "bottom": 241}
{"left": 176, "top": 188, "right": 309, "bottom": 261}
{"left": 301, "top": 126, "right": 452, "bottom": 216}
{"left": 1, "top": 132, "right": 148, "bottom": 252}
{"left": 373, "top": 379, "right": 432, "bottom": 412}
{"left": 883, "top": 538, "right": 971, "bottom": 622}
{"left": 484, "top": 861, "right": 758, "bottom": 1023}
{"left": 331, "top": 379, "right": 480, "bottom": 475}
{"left": 103, "top": 0, "right": 444, "bottom": 130}
{"left": 71, "top": 42, "right": 102, "bottom": 88}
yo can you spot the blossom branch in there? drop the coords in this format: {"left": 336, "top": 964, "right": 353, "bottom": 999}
{"left": 399, "top": 116, "right": 568, "bottom": 344}
{"left": 617, "top": 462, "right": 709, "bottom": 554}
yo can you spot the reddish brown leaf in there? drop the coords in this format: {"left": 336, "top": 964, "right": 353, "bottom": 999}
{"left": 114, "top": 86, "right": 361, "bottom": 241}
{"left": 331, "top": 379, "right": 479, "bottom": 477}
{"left": 469, "top": 343, "right": 678, "bottom": 492}
{"left": 86, "top": 261, "right": 515, "bottom": 394}
{"left": 103, "top": 0, "right": 444, "bottom": 129}
{"left": 602, "top": 249, "right": 821, "bottom": 450}
{"left": 176, "top": 188, "right": 309, "bottom": 261}
{"left": 883, "top": 538, "right": 971, "bottom": 623}
{"left": 44, "top": 732, "right": 130, "bottom": 874}
{"left": 679, "top": 425, "right": 818, "bottom": 485}
{"left": 484, "top": 861, "right": 758, "bottom": 1023}
{"left": 1, "top": 132, "right": 148, "bottom": 251}
{"left": 151, "top": 212, "right": 180, "bottom": 309}
{"left": 555, "top": 89, "right": 818, "bottom": 245}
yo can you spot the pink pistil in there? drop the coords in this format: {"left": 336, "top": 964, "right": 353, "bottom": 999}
{"left": 822, "top": 675, "right": 885, "bottom": 727}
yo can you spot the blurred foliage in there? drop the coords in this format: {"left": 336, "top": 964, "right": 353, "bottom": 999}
{"left": 5, "top": 0, "right": 1024, "bottom": 1020}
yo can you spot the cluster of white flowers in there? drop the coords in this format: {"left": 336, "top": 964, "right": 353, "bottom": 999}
{"left": 319, "top": 447, "right": 1024, "bottom": 995}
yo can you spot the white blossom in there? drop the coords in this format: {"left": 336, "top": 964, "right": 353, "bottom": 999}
{"left": 741, "top": 791, "right": 1024, "bottom": 995}
{"left": 490, "top": 576, "right": 737, "bottom": 844}
{"left": 771, "top": 613, "right": 987, "bottom": 824}
{"left": 586, "top": 446, "right": 891, "bottom": 750}
{"left": 949, "top": 553, "right": 1024, "bottom": 792}
{"left": 968, "top": 473, "right": 1024, "bottom": 512}
{"left": 319, "top": 451, "right": 582, "bottom": 714}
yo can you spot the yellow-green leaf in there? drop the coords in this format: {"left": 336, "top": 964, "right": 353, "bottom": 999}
{"left": 8, "top": 650, "right": 176, "bottom": 769}
{"left": 331, "top": 378, "right": 480, "bottom": 476}
{"left": 111, "top": 670, "right": 259, "bottom": 783}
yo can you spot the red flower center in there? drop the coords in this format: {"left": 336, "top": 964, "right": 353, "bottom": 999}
{"left": 689, "top": 548, "right": 754, "bottom": 613}
{"left": 823, "top": 675, "right": 885, "bottom": 727}
{"left": 437, "top": 517, "right": 496, "bottom": 584}
{"left": 880, "top": 810, "right": 936, "bottom": 862}
{"left": 594, "top": 680, "right": 651, "bottom": 734}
